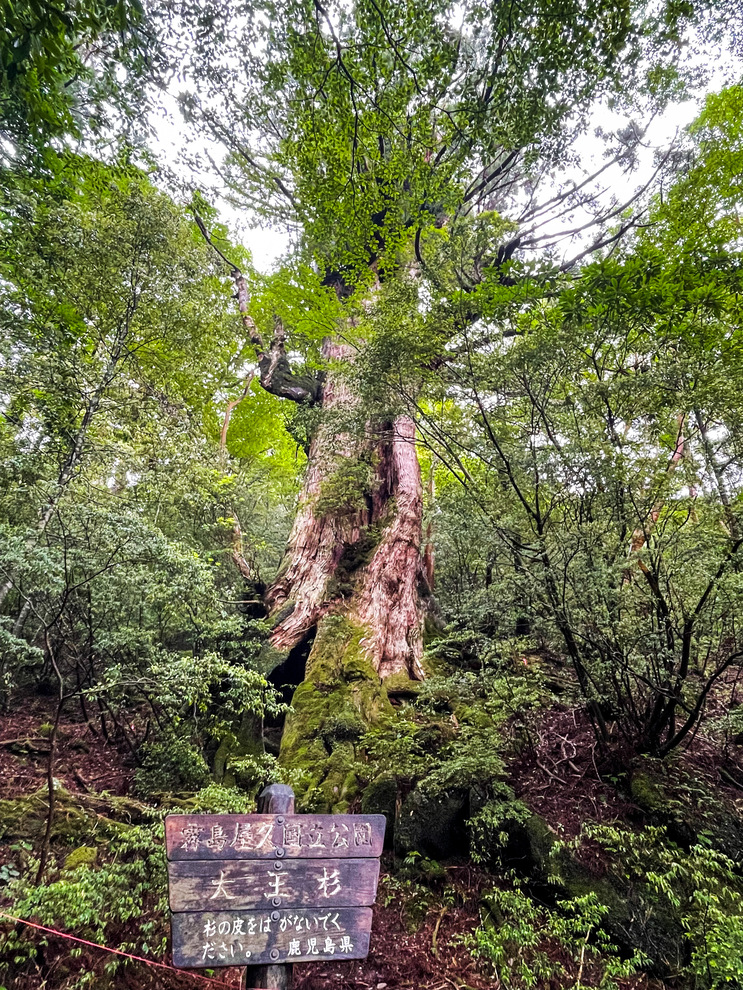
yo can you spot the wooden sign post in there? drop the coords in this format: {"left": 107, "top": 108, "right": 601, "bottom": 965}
{"left": 165, "top": 785, "right": 386, "bottom": 990}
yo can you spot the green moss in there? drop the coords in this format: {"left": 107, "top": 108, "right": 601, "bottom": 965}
{"left": 62, "top": 846, "right": 98, "bottom": 871}
{"left": 314, "top": 460, "right": 375, "bottom": 517}
{"left": 630, "top": 769, "right": 666, "bottom": 813}
{"left": 422, "top": 613, "right": 445, "bottom": 648}
{"left": 524, "top": 814, "right": 556, "bottom": 868}
{"left": 256, "top": 642, "right": 289, "bottom": 677}
{"left": 419, "top": 637, "right": 450, "bottom": 677}
{"left": 627, "top": 759, "right": 743, "bottom": 861}
{"left": 279, "top": 613, "right": 394, "bottom": 811}
{"left": 326, "top": 532, "right": 385, "bottom": 600}
{"left": 0, "top": 788, "right": 143, "bottom": 847}
{"left": 383, "top": 672, "right": 422, "bottom": 699}
{"left": 269, "top": 601, "right": 296, "bottom": 631}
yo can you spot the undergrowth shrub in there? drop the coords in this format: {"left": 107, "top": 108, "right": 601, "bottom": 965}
{"left": 566, "top": 824, "right": 743, "bottom": 989}
{"left": 469, "top": 799, "right": 534, "bottom": 864}
{"left": 471, "top": 879, "right": 644, "bottom": 989}
{"left": 0, "top": 824, "right": 167, "bottom": 990}
{"left": 133, "top": 735, "right": 210, "bottom": 797}
{"left": 359, "top": 664, "right": 544, "bottom": 842}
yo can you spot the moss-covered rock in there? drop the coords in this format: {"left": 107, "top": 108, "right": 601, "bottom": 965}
{"left": 629, "top": 768, "right": 666, "bottom": 813}
{"left": 482, "top": 807, "right": 687, "bottom": 978}
{"left": 629, "top": 758, "right": 743, "bottom": 863}
{"left": 472, "top": 803, "right": 555, "bottom": 876}
{"left": 361, "top": 774, "right": 396, "bottom": 846}
{"left": 0, "top": 788, "right": 144, "bottom": 847}
{"left": 362, "top": 774, "right": 397, "bottom": 818}
{"left": 62, "top": 846, "right": 98, "bottom": 870}
{"left": 279, "top": 613, "right": 394, "bottom": 811}
{"left": 383, "top": 671, "right": 422, "bottom": 700}
{"left": 395, "top": 788, "right": 468, "bottom": 858}
{"left": 552, "top": 848, "right": 686, "bottom": 978}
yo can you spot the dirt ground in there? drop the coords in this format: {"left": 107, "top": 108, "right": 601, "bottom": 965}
{"left": 0, "top": 695, "right": 673, "bottom": 990}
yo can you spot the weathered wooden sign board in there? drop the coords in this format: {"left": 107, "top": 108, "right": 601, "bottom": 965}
{"left": 166, "top": 812, "right": 386, "bottom": 969}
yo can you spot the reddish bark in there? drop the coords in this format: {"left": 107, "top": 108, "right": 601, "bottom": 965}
{"left": 266, "top": 344, "right": 431, "bottom": 681}
{"left": 354, "top": 416, "right": 428, "bottom": 679}
{"left": 192, "top": 218, "right": 431, "bottom": 682}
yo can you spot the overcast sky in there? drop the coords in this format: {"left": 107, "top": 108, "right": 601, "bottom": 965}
{"left": 148, "top": 35, "right": 741, "bottom": 274}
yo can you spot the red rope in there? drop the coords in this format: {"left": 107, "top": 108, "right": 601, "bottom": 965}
{"left": 0, "top": 910, "right": 248, "bottom": 989}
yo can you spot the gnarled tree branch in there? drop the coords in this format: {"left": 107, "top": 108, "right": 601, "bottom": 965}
{"left": 192, "top": 212, "right": 322, "bottom": 405}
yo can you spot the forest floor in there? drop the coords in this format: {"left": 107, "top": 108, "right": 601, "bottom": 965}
{"left": 2, "top": 693, "right": 729, "bottom": 990}
{"left": 0, "top": 694, "right": 495, "bottom": 990}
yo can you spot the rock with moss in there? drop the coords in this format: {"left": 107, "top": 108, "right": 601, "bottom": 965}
{"left": 394, "top": 787, "right": 468, "bottom": 859}
{"left": 479, "top": 806, "right": 687, "bottom": 978}
{"left": 62, "top": 846, "right": 98, "bottom": 870}
{"left": 381, "top": 671, "right": 422, "bottom": 701}
{"left": 361, "top": 774, "right": 397, "bottom": 845}
{"left": 630, "top": 759, "right": 743, "bottom": 862}
{"left": 0, "top": 788, "right": 144, "bottom": 848}
{"left": 552, "top": 845, "right": 685, "bottom": 978}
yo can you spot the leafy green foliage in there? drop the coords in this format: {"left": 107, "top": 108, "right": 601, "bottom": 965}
{"left": 381, "top": 85, "right": 743, "bottom": 757}
{"left": 1, "top": 824, "right": 168, "bottom": 989}
{"left": 0, "top": 0, "right": 159, "bottom": 158}
{"left": 472, "top": 879, "right": 645, "bottom": 990}
{"left": 177, "top": 0, "right": 719, "bottom": 278}
{"left": 0, "top": 156, "right": 301, "bottom": 796}
{"left": 133, "top": 737, "right": 211, "bottom": 797}
{"left": 561, "top": 824, "right": 743, "bottom": 988}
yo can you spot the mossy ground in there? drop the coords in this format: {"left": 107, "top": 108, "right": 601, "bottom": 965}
{"left": 0, "top": 786, "right": 146, "bottom": 851}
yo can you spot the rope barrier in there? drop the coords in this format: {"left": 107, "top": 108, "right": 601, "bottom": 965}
{"left": 0, "top": 910, "right": 253, "bottom": 989}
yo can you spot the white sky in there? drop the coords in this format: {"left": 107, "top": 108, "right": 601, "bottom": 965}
{"left": 148, "top": 35, "right": 741, "bottom": 273}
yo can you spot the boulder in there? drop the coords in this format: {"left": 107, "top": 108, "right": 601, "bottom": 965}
{"left": 394, "top": 788, "right": 468, "bottom": 858}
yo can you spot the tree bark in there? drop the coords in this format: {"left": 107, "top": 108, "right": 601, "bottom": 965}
{"left": 194, "top": 225, "right": 435, "bottom": 808}
{"left": 197, "top": 222, "right": 432, "bottom": 683}
{"left": 221, "top": 256, "right": 432, "bottom": 682}
{"left": 264, "top": 340, "right": 430, "bottom": 681}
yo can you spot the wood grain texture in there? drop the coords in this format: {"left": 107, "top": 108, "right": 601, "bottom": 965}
{"left": 165, "top": 814, "right": 385, "bottom": 860}
{"left": 171, "top": 907, "right": 372, "bottom": 968}
{"left": 168, "top": 858, "right": 381, "bottom": 912}
{"left": 247, "top": 783, "right": 296, "bottom": 990}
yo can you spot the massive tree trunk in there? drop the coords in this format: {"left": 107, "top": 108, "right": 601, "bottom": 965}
{"left": 265, "top": 373, "right": 433, "bottom": 808}
{"left": 224, "top": 267, "right": 433, "bottom": 682}
{"left": 200, "top": 238, "right": 435, "bottom": 809}
{"left": 266, "top": 342, "right": 429, "bottom": 681}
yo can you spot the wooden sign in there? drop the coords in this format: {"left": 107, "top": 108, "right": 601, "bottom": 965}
{"left": 171, "top": 907, "right": 372, "bottom": 967}
{"left": 168, "top": 858, "right": 381, "bottom": 911}
{"left": 166, "top": 814, "right": 385, "bottom": 860}
{"left": 166, "top": 811, "right": 386, "bottom": 971}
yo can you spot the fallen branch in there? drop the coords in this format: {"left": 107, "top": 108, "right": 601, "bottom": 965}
{"left": 431, "top": 905, "right": 448, "bottom": 958}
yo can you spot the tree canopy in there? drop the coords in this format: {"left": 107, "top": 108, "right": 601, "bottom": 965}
{"left": 3, "top": 3, "right": 743, "bottom": 989}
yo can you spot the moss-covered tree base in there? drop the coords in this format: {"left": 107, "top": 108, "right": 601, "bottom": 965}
{"left": 279, "top": 613, "right": 394, "bottom": 811}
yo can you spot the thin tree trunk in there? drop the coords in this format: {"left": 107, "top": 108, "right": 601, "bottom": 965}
{"left": 694, "top": 408, "right": 739, "bottom": 539}
{"left": 36, "top": 632, "right": 65, "bottom": 885}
